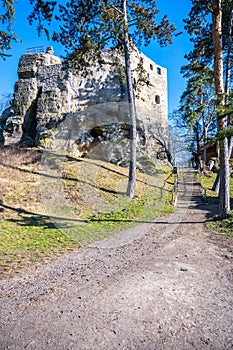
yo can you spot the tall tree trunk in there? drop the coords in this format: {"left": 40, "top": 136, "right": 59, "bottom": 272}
{"left": 122, "top": 0, "right": 137, "bottom": 198}
{"left": 229, "top": 136, "right": 233, "bottom": 158}
{"left": 199, "top": 87, "right": 207, "bottom": 165}
{"left": 194, "top": 120, "right": 200, "bottom": 153}
{"left": 212, "top": 136, "right": 232, "bottom": 193}
{"left": 203, "top": 126, "right": 207, "bottom": 165}
{"left": 193, "top": 121, "right": 201, "bottom": 168}
{"left": 212, "top": 10, "right": 233, "bottom": 195}
{"left": 224, "top": 9, "right": 233, "bottom": 97}
{"left": 212, "top": 0, "right": 230, "bottom": 218}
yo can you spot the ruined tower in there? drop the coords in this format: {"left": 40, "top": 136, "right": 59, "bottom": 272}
{"left": 2, "top": 47, "right": 169, "bottom": 166}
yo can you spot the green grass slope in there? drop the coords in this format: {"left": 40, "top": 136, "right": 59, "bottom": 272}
{"left": 0, "top": 148, "right": 175, "bottom": 278}
{"left": 200, "top": 172, "right": 233, "bottom": 238}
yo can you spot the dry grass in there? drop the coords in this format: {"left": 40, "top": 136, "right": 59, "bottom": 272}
{"left": 0, "top": 147, "right": 175, "bottom": 278}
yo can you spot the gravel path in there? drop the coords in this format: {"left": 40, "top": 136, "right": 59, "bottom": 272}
{"left": 0, "top": 169, "right": 233, "bottom": 350}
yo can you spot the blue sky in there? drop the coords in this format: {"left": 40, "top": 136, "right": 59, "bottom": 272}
{"left": 0, "top": 0, "right": 193, "bottom": 114}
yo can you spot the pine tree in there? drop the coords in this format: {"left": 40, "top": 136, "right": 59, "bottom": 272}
{"left": 0, "top": 0, "right": 18, "bottom": 58}
{"left": 28, "top": 0, "right": 178, "bottom": 198}
{"left": 179, "top": 63, "right": 217, "bottom": 165}
{"left": 183, "top": 0, "right": 232, "bottom": 218}
{"left": 212, "top": 0, "right": 230, "bottom": 217}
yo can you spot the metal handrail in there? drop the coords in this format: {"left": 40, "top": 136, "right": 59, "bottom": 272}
{"left": 172, "top": 173, "right": 179, "bottom": 205}
{"left": 197, "top": 171, "right": 208, "bottom": 203}
{"left": 26, "top": 46, "right": 45, "bottom": 54}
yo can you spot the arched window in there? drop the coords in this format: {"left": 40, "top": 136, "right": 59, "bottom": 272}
{"left": 150, "top": 64, "right": 153, "bottom": 71}
{"left": 157, "top": 67, "right": 161, "bottom": 75}
{"left": 155, "top": 95, "right": 160, "bottom": 104}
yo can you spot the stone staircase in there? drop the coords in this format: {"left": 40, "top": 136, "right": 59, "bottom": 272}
{"left": 176, "top": 168, "right": 206, "bottom": 208}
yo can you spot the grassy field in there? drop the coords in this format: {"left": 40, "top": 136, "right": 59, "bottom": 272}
{"left": 0, "top": 147, "right": 175, "bottom": 278}
{"left": 200, "top": 171, "right": 233, "bottom": 238}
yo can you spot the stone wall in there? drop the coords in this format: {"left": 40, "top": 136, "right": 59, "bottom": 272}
{"left": 2, "top": 47, "right": 169, "bottom": 168}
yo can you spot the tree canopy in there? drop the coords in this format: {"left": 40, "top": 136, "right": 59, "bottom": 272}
{"left": 0, "top": 0, "right": 19, "bottom": 58}
{"left": 26, "top": 0, "right": 178, "bottom": 198}
{"left": 180, "top": 0, "right": 233, "bottom": 218}
{"left": 184, "top": 0, "right": 233, "bottom": 69}
{"left": 27, "top": 0, "right": 178, "bottom": 65}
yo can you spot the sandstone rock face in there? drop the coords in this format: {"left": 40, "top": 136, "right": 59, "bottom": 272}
{"left": 2, "top": 47, "right": 169, "bottom": 168}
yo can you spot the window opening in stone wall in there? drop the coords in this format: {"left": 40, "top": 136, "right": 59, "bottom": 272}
{"left": 150, "top": 64, "right": 153, "bottom": 70}
{"left": 157, "top": 67, "right": 161, "bottom": 75}
{"left": 155, "top": 95, "right": 160, "bottom": 104}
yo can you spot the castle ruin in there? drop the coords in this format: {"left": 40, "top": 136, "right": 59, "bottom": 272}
{"left": 1, "top": 47, "right": 169, "bottom": 167}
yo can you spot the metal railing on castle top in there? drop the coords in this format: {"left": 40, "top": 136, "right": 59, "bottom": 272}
{"left": 26, "top": 46, "right": 45, "bottom": 54}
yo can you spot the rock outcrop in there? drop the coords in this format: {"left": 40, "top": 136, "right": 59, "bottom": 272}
{"left": 1, "top": 46, "right": 169, "bottom": 168}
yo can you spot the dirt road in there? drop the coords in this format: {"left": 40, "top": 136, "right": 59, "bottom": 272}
{"left": 1, "top": 169, "right": 233, "bottom": 349}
